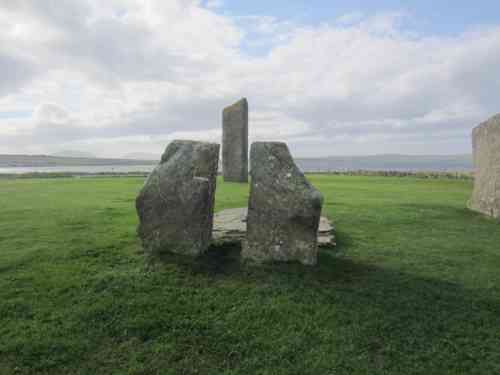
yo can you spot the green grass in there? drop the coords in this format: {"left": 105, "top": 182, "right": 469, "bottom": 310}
{"left": 1, "top": 175, "right": 500, "bottom": 374}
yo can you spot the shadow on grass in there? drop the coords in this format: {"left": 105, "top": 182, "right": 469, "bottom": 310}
{"left": 147, "top": 241, "right": 494, "bottom": 305}
{"left": 333, "top": 229, "right": 354, "bottom": 253}
{"left": 150, "top": 240, "right": 500, "bottom": 315}
{"left": 150, "top": 239, "right": 350, "bottom": 278}
{"left": 4, "top": 241, "right": 500, "bottom": 374}
{"left": 148, "top": 242, "right": 244, "bottom": 276}
{"left": 399, "top": 202, "right": 484, "bottom": 217}
{"left": 0, "top": 253, "right": 41, "bottom": 274}
{"left": 133, "top": 245, "right": 500, "bottom": 373}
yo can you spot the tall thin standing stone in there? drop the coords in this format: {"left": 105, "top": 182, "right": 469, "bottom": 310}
{"left": 469, "top": 114, "right": 500, "bottom": 219}
{"left": 222, "top": 98, "right": 248, "bottom": 182}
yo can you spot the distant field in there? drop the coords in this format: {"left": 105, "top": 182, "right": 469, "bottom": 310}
{"left": 1, "top": 176, "right": 500, "bottom": 374}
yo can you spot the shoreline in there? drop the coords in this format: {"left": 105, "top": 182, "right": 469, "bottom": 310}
{"left": 0, "top": 170, "right": 473, "bottom": 180}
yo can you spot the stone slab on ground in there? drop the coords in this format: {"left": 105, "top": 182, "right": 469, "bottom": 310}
{"left": 212, "top": 207, "right": 336, "bottom": 247}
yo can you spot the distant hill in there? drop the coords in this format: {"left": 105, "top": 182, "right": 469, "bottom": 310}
{"left": 122, "top": 152, "right": 159, "bottom": 161}
{"left": 0, "top": 154, "right": 157, "bottom": 168}
{"left": 51, "top": 150, "right": 96, "bottom": 158}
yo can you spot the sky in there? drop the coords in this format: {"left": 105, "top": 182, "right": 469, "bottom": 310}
{"left": 0, "top": 0, "right": 499, "bottom": 158}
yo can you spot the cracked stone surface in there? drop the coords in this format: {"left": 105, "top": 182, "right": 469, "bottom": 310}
{"left": 222, "top": 98, "right": 248, "bottom": 182}
{"left": 469, "top": 114, "right": 500, "bottom": 219}
{"left": 242, "top": 142, "right": 324, "bottom": 266}
{"left": 212, "top": 207, "right": 335, "bottom": 247}
{"left": 136, "top": 140, "right": 220, "bottom": 257}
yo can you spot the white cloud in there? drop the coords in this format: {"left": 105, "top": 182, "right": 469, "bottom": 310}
{"left": 0, "top": 1, "right": 499, "bottom": 157}
{"left": 204, "top": 0, "right": 224, "bottom": 9}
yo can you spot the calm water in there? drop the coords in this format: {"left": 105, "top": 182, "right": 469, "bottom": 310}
{"left": 0, "top": 158, "right": 473, "bottom": 175}
{"left": 0, "top": 165, "right": 155, "bottom": 175}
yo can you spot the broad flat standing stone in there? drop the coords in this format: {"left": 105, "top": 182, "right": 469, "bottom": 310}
{"left": 243, "top": 142, "right": 324, "bottom": 265}
{"left": 223, "top": 98, "right": 248, "bottom": 182}
{"left": 136, "top": 140, "right": 220, "bottom": 257}
{"left": 469, "top": 114, "right": 500, "bottom": 218}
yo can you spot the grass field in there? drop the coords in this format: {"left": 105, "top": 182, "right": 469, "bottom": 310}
{"left": 1, "top": 175, "right": 500, "bottom": 374}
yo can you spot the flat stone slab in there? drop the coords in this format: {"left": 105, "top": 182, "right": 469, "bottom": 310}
{"left": 212, "top": 208, "right": 336, "bottom": 247}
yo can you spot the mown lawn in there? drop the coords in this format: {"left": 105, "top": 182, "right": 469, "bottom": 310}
{"left": 1, "top": 175, "right": 500, "bottom": 374}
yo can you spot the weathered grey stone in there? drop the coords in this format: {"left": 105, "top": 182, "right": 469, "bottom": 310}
{"left": 317, "top": 216, "right": 336, "bottom": 247}
{"left": 222, "top": 98, "right": 248, "bottom": 182}
{"left": 213, "top": 208, "right": 249, "bottom": 244}
{"left": 469, "top": 114, "right": 500, "bottom": 218}
{"left": 136, "top": 140, "right": 220, "bottom": 257}
{"left": 212, "top": 207, "right": 336, "bottom": 247}
{"left": 243, "top": 142, "right": 324, "bottom": 265}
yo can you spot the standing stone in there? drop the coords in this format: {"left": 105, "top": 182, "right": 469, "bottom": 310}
{"left": 469, "top": 114, "right": 500, "bottom": 218}
{"left": 243, "top": 142, "right": 324, "bottom": 265}
{"left": 136, "top": 140, "right": 220, "bottom": 257}
{"left": 222, "top": 98, "right": 248, "bottom": 182}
